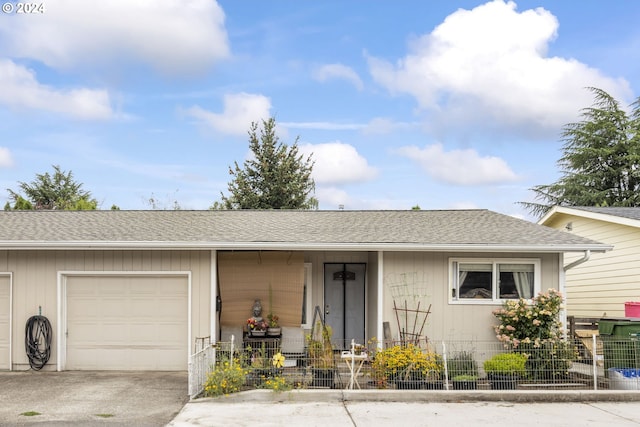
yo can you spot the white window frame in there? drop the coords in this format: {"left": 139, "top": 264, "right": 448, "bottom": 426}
{"left": 449, "top": 258, "right": 541, "bottom": 304}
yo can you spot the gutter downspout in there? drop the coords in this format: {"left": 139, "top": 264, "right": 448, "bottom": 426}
{"left": 560, "top": 250, "right": 591, "bottom": 339}
{"left": 564, "top": 250, "right": 591, "bottom": 272}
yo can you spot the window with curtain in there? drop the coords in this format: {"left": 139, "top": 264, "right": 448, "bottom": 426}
{"left": 498, "top": 263, "right": 534, "bottom": 299}
{"left": 451, "top": 259, "right": 539, "bottom": 303}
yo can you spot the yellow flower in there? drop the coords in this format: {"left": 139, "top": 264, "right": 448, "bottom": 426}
{"left": 272, "top": 352, "right": 285, "bottom": 368}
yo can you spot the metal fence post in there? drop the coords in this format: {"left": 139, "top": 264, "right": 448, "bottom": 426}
{"left": 442, "top": 341, "right": 449, "bottom": 390}
{"left": 592, "top": 334, "right": 598, "bottom": 390}
{"left": 230, "top": 335, "right": 235, "bottom": 367}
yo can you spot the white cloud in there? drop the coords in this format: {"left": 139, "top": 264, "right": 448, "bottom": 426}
{"left": 368, "top": 0, "right": 632, "bottom": 133}
{"left": 397, "top": 143, "right": 518, "bottom": 185}
{"left": 299, "top": 142, "right": 377, "bottom": 185}
{"left": 313, "top": 64, "right": 364, "bottom": 90}
{"left": 0, "top": 0, "right": 229, "bottom": 75}
{"left": 280, "top": 121, "right": 364, "bottom": 131}
{"left": 316, "top": 187, "right": 350, "bottom": 209}
{"left": 362, "top": 117, "right": 418, "bottom": 135}
{"left": 448, "top": 201, "right": 480, "bottom": 210}
{"left": 186, "top": 93, "right": 272, "bottom": 136}
{"left": 0, "top": 59, "right": 114, "bottom": 119}
{"left": 0, "top": 147, "right": 13, "bottom": 167}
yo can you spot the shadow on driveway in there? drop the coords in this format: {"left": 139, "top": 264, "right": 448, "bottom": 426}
{"left": 0, "top": 370, "right": 188, "bottom": 426}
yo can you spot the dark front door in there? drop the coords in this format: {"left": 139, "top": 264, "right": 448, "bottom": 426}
{"left": 324, "top": 263, "right": 366, "bottom": 348}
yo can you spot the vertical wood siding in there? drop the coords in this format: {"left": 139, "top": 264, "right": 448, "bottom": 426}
{"left": 0, "top": 250, "right": 210, "bottom": 370}
{"left": 382, "top": 252, "right": 559, "bottom": 344}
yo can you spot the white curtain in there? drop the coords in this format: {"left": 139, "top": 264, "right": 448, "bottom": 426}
{"left": 513, "top": 271, "right": 533, "bottom": 299}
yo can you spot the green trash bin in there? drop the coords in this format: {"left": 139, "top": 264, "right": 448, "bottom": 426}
{"left": 599, "top": 318, "right": 640, "bottom": 371}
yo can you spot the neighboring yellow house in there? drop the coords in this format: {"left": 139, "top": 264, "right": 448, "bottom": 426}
{"left": 540, "top": 206, "right": 640, "bottom": 318}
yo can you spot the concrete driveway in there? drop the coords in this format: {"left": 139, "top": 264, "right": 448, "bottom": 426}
{"left": 0, "top": 370, "right": 188, "bottom": 426}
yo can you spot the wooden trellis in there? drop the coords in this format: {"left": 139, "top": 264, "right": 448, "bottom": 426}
{"left": 393, "top": 300, "right": 432, "bottom": 346}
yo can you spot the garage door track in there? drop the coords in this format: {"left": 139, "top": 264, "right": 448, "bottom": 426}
{"left": 0, "top": 370, "right": 188, "bottom": 425}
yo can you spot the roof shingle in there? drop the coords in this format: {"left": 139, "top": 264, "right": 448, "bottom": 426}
{"left": 0, "top": 209, "right": 609, "bottom": 251}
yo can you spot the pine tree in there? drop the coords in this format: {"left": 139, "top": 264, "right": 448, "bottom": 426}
{"left": 217, "top": 118, "right": 318, "bottom": 210}
{"left": 5, "top": 165, "right": 98, "bottom": 210}
{"left": 522, "top": 88, "right": 640, "bottom": 217}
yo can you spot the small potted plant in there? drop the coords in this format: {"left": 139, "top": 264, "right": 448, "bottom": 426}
{"left": 267, "top": 313, "right": 281, "bottom": 336}
{"left": 451, "top": 374, "right": 479, "bottom": 390}
{"left": 266, "top": 284, "right": 281, "bottom": 337}
{"left": 483, "top": 352, "right": 527, "bottom": 390}
{"left": 247, "top": 317, "right": 268, "bottom": 337}
{"left": 447, "top": 351, "right": 479, "bottom": 390}
{"left": 306, "top": 321, "right": 335, "bottom": 387}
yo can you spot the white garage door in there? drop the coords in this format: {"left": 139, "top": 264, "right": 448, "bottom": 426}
{"left": 66, "top": 275, "right": 188, "bottom": 370}
{"left": 0, "top": 275, "right": 9, "bottom": 370}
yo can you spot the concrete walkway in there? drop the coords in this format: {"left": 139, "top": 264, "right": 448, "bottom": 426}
{"left": 169, "top": 390, "right": 640, "bottom": 426}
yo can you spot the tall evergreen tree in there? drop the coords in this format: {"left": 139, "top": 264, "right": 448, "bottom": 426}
{"left": 5, "top": 165, "right": 98, "bottom": 210}
{"left": 217, "top": 118, "right": 318, "bottom": 210}
{"left": 522, "top": 88, "right": 640, "bottom": 217}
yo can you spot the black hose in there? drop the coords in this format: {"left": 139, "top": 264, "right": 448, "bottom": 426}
{"left": 25, "top": 315, "right": 52, "bottom": 370}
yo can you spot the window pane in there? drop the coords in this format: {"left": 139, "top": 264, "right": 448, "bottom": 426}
{"left": 498, "top": 264, "right": 534, "bottom": 299}
{"left": 459, "top": 263, "right": 492, "bottom": 299}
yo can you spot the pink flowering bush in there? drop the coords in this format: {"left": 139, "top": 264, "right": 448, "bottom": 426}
{"left": 492, "top": 288, "right": 563, "bottom": 348}
{"left": 492, "top": 289, "right": 577, "bottom": 381}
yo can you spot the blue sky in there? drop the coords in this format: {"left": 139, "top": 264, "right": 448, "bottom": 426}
{"left": 0, "top": 0, "right": 638, "bottom": 220}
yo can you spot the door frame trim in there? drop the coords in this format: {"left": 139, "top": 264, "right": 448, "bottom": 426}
{"left": 0, "top": 272, "right": 12, "bottom": 371}
{"left": 323, "top": 262, "right": 366, "bottom": 345}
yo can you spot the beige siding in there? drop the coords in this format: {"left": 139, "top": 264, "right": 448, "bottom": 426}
{"left": 0, "top": 250, "right": 211, "bottom": 371}
{"left": 546, "top": 214, "right": 640, "bottom": 317}
{"left": 0, "top": 274, "right": 10, "bottom": 370}
{"left": 382, "top": 252, "right": 560, "bottom": 343}
{"left": 303, "top": 250, "right": 559, "bottom": 345}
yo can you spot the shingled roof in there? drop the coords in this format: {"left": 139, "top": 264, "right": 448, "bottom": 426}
{"left": 0, "top": 209, "right": 610, "bottom": 252}
{"left": 563, "top": 207, "right": 640, "bottom": 222}
{"left": 539, "top": 206, "right": 640, "bottom": 228}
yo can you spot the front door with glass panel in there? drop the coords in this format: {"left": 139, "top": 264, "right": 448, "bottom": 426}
{"left": 324, "top": 263, "right": 366, "bottom": 348}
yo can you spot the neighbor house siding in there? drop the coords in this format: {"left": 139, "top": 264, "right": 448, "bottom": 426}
{"left": 382, "top": 252, "right": 560, "bottom": 343}
{"left": 0, "top": 250, "right": 211, "bottom": 370}
{"left": 545, "top": 213, "right": 640, "bottom": 317}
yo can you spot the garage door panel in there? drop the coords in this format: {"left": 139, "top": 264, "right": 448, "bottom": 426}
{"left": 70, "top": 348, "right": 185, "bottom": 370}
{"left": 161, "top": 324, "right": 185, "bottom": 342}
{"left": 0, "top": 277, "right": 9, "bottom": 370}
{"left": 66, "top": 275, "right": 188, "bottom": 371}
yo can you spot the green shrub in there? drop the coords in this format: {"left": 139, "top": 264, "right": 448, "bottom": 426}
{"left": 372, "top": 344, "right": 443, "bottom": 382}
{"left": 259, "top": 375, "right": 293, "bottom": 392}
{"left": 483, "top": 352, "right": 527, "bottom": 377}
{"left": 452, "top": 374, "right": 478, "bottom": 381}
{"left": 203, "top": 358, "right": 248, "bottom": 397}
{"left": 447, "top": 351, "right": 478, "bottom": 378}
{"left": 518, "top": 340, "right": 578, "bottom": 381}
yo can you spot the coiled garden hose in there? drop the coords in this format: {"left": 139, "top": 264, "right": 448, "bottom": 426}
{"left": 25, "top": 315, "right": 52, "bottom": 370}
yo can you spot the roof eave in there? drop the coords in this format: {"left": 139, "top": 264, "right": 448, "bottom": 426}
{"left": 539, "top": 206, "right": 640, "bottom": 228}
{"left": 0, "top": 241, "right": 613, "bottom": 253}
